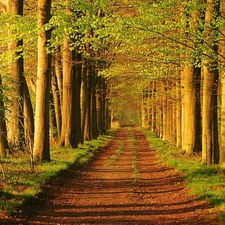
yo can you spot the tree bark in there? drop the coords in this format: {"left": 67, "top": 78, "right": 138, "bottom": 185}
{"left": 219, "top": 0, "right": 225, "bottom": 168}
{"left": 180, "top": 0, "right": 204, "bottom": 155}
{"left": 59, "top": 37, "right": 78, "bottom": 148}
{"left": 0, "top": 76, "right": 9, "bottom": 156}
{"left": 72, "top": 49, "right": 82, "bottom": 144}
{"left": 202, "top": 0, "right": 219, "bottom": 165}
{"left": 33, "top": 0, "right": 52, "bottom": 161}
{"left": 6, "top": 0, "right": 24, "bottom": 148}
{"left": 81, "top": 61, "right": 91, "bottom": 141}
{"left": 176, "top": 79, "right": 182, "bottom": 148}
{"left": 51, "top": 70, "right": 61, "bottom": 141}
{"left": 22, "top": 76, "right": 34, "bottom": 148}
{"left": 90, "top": 68, "right": 98, "bottom": 139}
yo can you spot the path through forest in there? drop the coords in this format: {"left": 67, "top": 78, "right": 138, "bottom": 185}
{"left": 1, "top": 127, "right": 221, "bottom": 224}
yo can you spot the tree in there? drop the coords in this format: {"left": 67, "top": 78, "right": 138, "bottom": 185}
{"left": 33, "top": 0, "right": 52, "bottom": 161}
{"left": 0, "top": 75, "right": 9, "bottom": 156}
{"left": 219, "top": 0, "right": 225, "bottom": 168}
{"left": 202, "top": 0, "right": 220, "bottom": 165}
{"left": 3, "top": 0, "right": 24, "bottom": 149}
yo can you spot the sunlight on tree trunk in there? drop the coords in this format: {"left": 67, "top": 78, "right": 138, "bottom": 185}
{"left": 33, "top": 0, "right": 52, "bottom": 161}
{"left": 6, "top": 0, "right": 24, "bottom": 149}
{"left": 202, "top": 0, "right": 219, "bottom": 165}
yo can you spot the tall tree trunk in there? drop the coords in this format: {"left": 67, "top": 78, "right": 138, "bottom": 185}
{"left": 6, "top": 0, "right": 24, "bottom": 148}
{"left": 51, "top": 70, "right": 61, "bottom": 141}
{"left": 141, "top": 86, "right": 149, "bottom": 128}
{"left": 181, "top": 65, "right": 199, "bottom": 154}
{"left": 33, "top": 0, "right": 52, "bottom": 161}
{"left": 150, "top": 81, "right": 156, "bottom": 132}
{"left": 202, "top": 0, "right": 219, "bottom": 165}
{"left": 50, "top": 84, "right": 58, "bottom": 142}
{"left": 96, "top": 76, "right": 103, "bottom": 134}
{"left": 90, "top": 68, "right": 98, "bottom": 139}
{"left": 219, "top": 0, "right": 225, "bottom": 168}
{"left": 22, "top": 76, "right": 34, "bottom": 148}
{"left": 202, "top": 66, "right": 219, "bottom": 165}
{"left": 105, "top": 79, "right": 111, "bottom": 130}
{"left": 194, "top": 67, "right": 202, "bottom": 152}
{"left": 176, "top": 78, "right": 182, "bottom": 148}
{"left": 59, "top": 38, "right": 77, "bottom": 148}
{"left": 55, "top": 47, "right": 63, "bottom": 109}
{"left": 220, "top": 64, "right": 225, "bottom": 167}
{"left": 0, "top": 76, "right": 9, "bottom": 156}
{"left": 162, "top": 81, "right": 167, "bottom": 141}
{"left": 180, "top": 0, "right": 204, "bottom": 155}
{"left": 159, "top": 81, "right": 164, "bottom": 138}
{"left": 72, "top": 49, "right": 82, "bottom": 145}
{"left": 81, "top": 61, "right": 91, "bottom": 141}
{"left": 101, "top": 77, "right": 107, "bottom": 134}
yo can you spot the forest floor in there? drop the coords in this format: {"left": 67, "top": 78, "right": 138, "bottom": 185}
{"left": 0, "top": 126, "right": 222, "bottom": 224}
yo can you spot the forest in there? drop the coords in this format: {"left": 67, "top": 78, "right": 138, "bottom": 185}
{"left": 0, "top": 0, "right": 225, "bottom": 198}
{"left": 1, "top": 0, "right": 225, "bottom": 221}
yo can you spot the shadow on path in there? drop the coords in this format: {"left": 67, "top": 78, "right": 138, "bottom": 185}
{"left": 0, "top": 127, "right": 221, "bottom": 225}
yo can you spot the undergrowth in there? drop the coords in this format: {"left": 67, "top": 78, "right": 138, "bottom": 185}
{"left": 141, "top": 128, "right": 225, "bottom": 224}
{"left": 0, "top": 132, "right": 113, "bottom": 216}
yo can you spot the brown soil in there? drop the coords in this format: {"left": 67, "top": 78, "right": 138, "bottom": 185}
{"left": 0, "top": 127, "right": 221, "bottom": 224}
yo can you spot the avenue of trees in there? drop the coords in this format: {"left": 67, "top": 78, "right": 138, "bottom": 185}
{"left": 0, "top": 0, "right": 112, "bottom": 161}
{"left": 1, "top": 0, "right": 225, "bottom": 168}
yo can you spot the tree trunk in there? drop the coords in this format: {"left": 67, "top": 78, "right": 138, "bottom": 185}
{"left": 176, "top": 79, "right": 182, "bottom": 148}
{"left": 96, "top": 76, "right": 103, "bottom": 134}
{"left": 50, "top": 83, "right": 58, "bottom": 143}
{"left": 22, "top": 76, "right": 34, "bottom": 148}
{"left": 0, "top": 76, "right": 9, "bottom": 156}
{"left": 55, "top": 47, "right": 63, "bottom": 109}
{"left": 59, "top": 38, "right": 78, "bottom": 148}
{"left": 72, "top": 49, "right": 82, "bottom": 145}
{"left": 101, "top": 78, "right": 107, "bottom": 134}
{"left": 220, "top": 65, "right": 225, "bottom": 167}
{"left": 159, "top": 81, "right": 164, "bottom": 138}
{"left": 105, "top": 79, "right": 111, "bottom": 130}
{"left": 219, "top": 1, "right": 225, "bottom": 168}
{"left": 81, "top": 61, "right": 91, "bottom": 141}
{"left": 33, "top": 0, "right": 52, "bottom": 161}
{"left": 150, "top": 81, "right": 156, "bottom": 132}
{"left": 202, "top": 0, "right": 219, "bottom": 165}
{"left": 90, "top": 68, "right": 98, "bottom": 139}
{"left": 141, "top": 86, "right": 149, "bottom": 128}
{"left": 181, "top": 66, "right": 198, "bottom": 155}
{"left": 51, "top": 70, "right": 61, "bottom": 141}
{"left": 6, "top": 0, "right": 24, "bottom": 148}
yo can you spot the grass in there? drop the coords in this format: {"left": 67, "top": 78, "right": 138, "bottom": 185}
{"left": 103, "top": 141, "right": 124, "bottom": 167}
{"left": 128, "top": 130, "right": 140, "bottom": 186}
{"left": 131, "top": 157, "right": 140, "bottom": 185}
{"left": 0, "top": 133, "right": 113, "bottom": 216}
{"left": 141, "top": 128, "right": 225, "bottom": 223}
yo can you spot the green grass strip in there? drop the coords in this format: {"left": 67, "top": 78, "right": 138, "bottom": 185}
{"left": 141, "top": 128, "right": 225, "bottom": 224}
{"left": 0, "top": 132, "right": 113, "bottom": 216}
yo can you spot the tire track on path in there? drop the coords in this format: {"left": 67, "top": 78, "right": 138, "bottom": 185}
{"left": 1, "top": 127, "right": 221, "bottom": 224}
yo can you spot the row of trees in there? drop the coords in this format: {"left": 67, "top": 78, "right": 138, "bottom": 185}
{"left": 2, "top": 0, "right": 225, "bottom": 167}
{"left": 0, "top": 0, "right": 113, "bottom": 161}
{"left": 136, "top": 0, "right": 225, "bottom": 167}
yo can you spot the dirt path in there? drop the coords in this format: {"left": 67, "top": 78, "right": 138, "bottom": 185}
{"left": 1, "top": 127, "right": 221, "bottom": 224}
